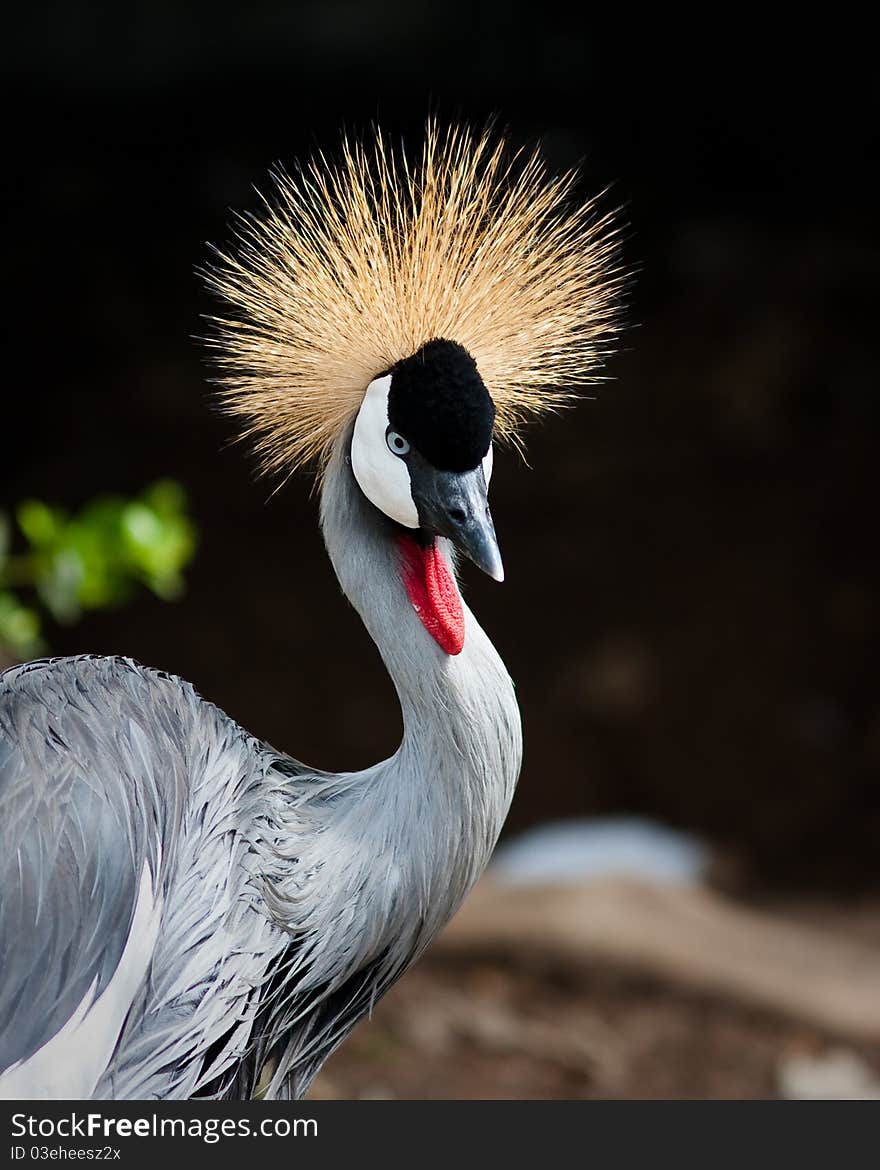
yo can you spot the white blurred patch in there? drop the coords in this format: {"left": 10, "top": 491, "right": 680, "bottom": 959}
{"left": 779, "top": 1049, "right": 880, "bottom": 1100}
{"left": 490, "top": 817, "right": 709, "bottom": 887}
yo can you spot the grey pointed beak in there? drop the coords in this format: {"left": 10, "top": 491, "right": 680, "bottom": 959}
{"left": 408, "top": 461, "right": 504, "bottom": 582}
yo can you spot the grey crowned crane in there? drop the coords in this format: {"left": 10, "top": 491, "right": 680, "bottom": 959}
{"left": 0, "top": 122, "right": 621, "bottom": 1099}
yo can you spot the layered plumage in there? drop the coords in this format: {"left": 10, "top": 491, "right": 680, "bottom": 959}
{"left": 205, "top": 120, "right": 623, "bottom": 476}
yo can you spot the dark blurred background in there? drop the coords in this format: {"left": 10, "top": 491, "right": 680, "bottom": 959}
{"left": 4, "top": 5, "right": 879, "bottom": 889}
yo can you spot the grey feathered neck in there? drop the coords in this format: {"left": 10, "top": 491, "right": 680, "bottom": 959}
{"left": 248, "top": 430, "right": 521, "bottom": 1094}
{"left": 320, "top": 426, "right": 519, "bottom": 762}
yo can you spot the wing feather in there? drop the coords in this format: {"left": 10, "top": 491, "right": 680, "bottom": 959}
{"left": 0, "top": 657, "right": 186, "bottom": 1097}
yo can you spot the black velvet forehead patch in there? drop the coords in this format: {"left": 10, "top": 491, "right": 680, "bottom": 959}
{"left": 386, "top": 339, "right": 495, "bottom": 472}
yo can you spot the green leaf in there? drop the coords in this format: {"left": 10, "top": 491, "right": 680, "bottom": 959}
{"left": 17, "top": 500, "right": 66, "bottom": 548}
{"left": 0, "top": 512, "right": 9, "bottom": 575}
{"left": 120, "top": 486, "right": 197, "bottom": 598}
{"left": 141, "top": 479, "right": 188, "bottom": 516}
{"left": 36, "top": 547, "right": 85, "bottom": 622}
{"left": 0, "top": 590, "right": 44, "bottom": 658}
{"left": 3, "top": 479, "right": 197, "bottom": 646}
{"left": 121, "top": 502, "right": 163, "bottom": 548}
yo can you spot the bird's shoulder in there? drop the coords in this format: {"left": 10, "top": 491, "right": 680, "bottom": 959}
{"left": 0, "top": 652, "right": 254, "bottom": 774}
{"left": 1, "top": 652, "right": 204, "bottom": 721}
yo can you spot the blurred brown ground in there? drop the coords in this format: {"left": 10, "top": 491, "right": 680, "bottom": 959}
{"left": 312, "top": 885, "right": 880, "bottom": 1099}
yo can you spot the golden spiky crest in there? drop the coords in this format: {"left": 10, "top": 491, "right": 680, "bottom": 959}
{"left": 204, "top": 120, "right": 624, "bottom": 479}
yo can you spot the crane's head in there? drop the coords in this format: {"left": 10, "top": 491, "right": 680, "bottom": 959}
{"left": 351, "top": 338, "right": 501, "bottom": 582}
{"left": 204, "top": 120, "right": 622, "bottom": 653}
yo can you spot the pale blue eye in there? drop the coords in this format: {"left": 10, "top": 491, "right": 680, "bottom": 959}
{"left": 386, "top": 430, "right": 410, "bottom": 456}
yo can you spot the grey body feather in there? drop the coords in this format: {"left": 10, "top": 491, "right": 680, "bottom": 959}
{"left": 0, "top": 434, "right": 521, "bottom": 1099}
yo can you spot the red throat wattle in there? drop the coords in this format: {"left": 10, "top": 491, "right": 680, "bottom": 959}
{"left": 396, "top": 535, "right": 465, "bottom": 656}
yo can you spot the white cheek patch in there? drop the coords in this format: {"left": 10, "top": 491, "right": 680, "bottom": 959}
{"left": 351, "top": 375, "right": 419, "bottom": 529}
{"left": 482, "top": 443, "right": 494, "bottom": 486}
